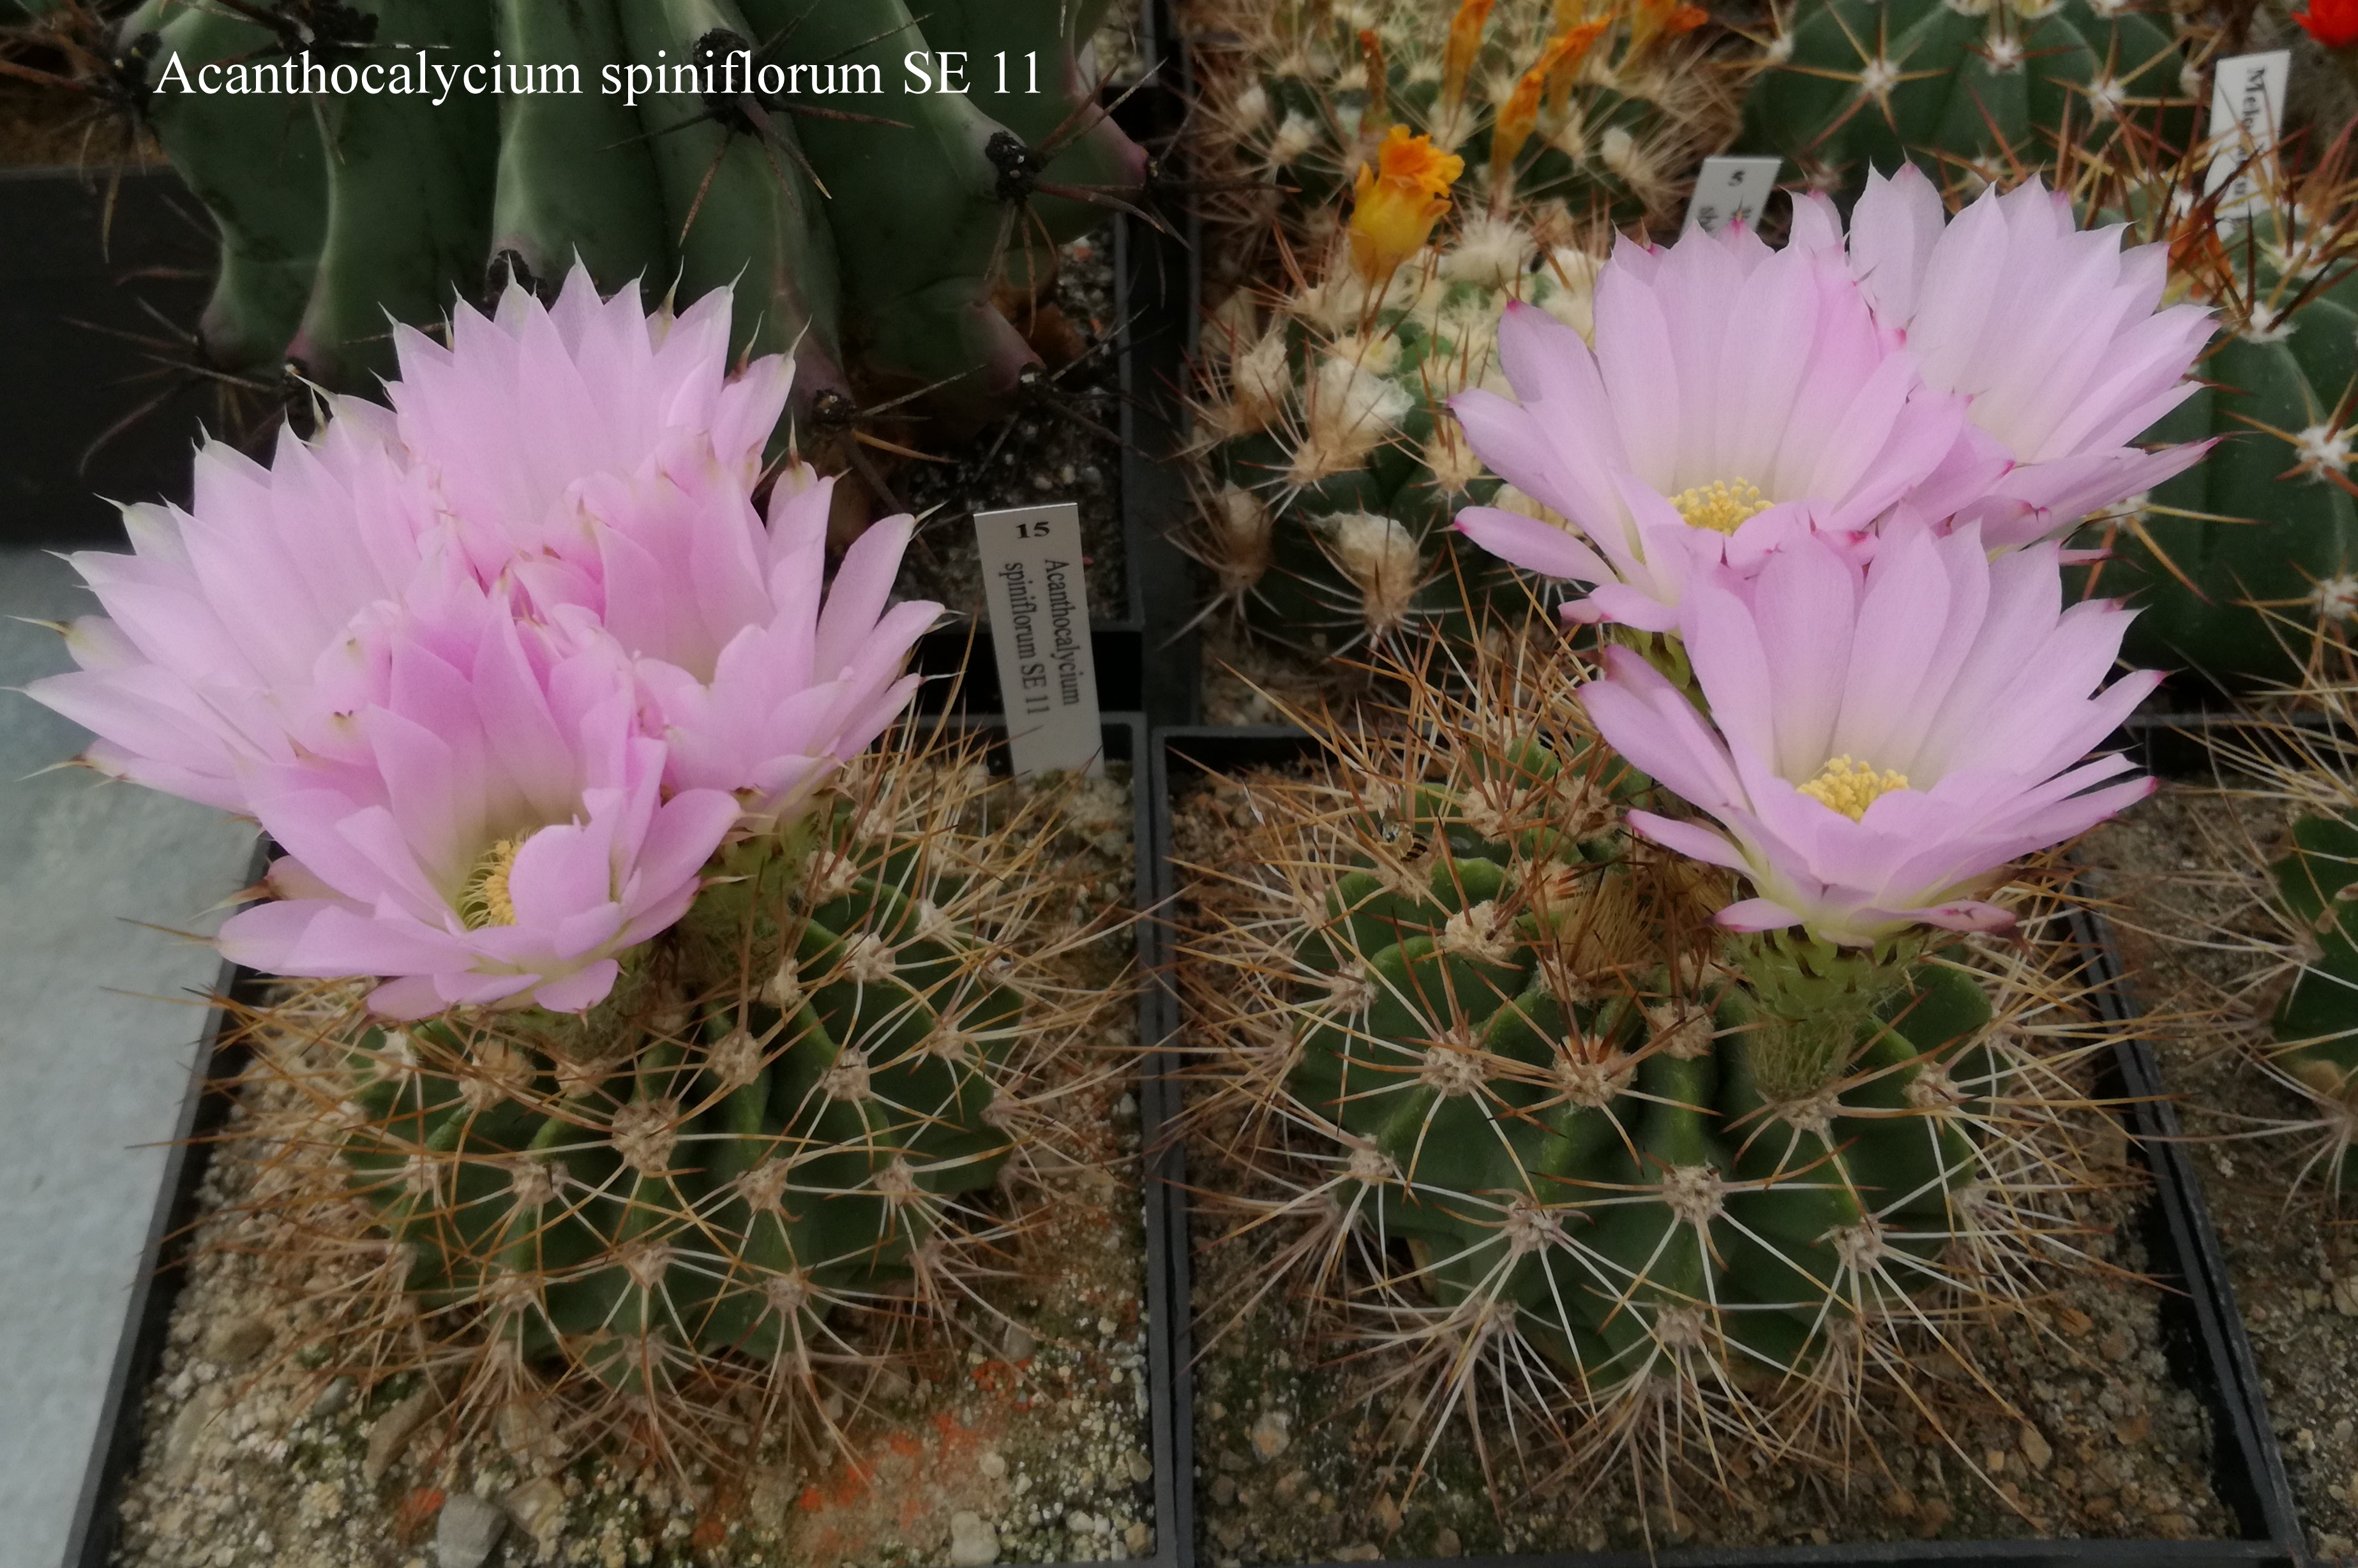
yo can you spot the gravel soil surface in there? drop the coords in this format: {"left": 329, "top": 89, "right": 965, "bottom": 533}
{"left": 2082, "top": 781, "right": 2358, "bottom": 1565}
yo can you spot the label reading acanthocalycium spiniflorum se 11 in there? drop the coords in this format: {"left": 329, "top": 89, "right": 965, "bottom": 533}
{"left": 2205, "top": 50, "right": 2290, "bottom": 223}
{"left": 1683, "top": 155, "right": 1782, "bottom": 237}
{"left": 974, "top": 503, "right": 1103, "bottom": 779}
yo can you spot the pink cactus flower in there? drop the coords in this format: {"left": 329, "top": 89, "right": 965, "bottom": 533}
{"left": 1581, "top": 525, "right": 2159, "bottom": 946}
{"left": 1447, "top": 221, "right": 1980, "bottom": 630}
{"left": 389, "top": 264, "right": 793, "bottom": 579}
{"left": 27, "top": 266, "right": 938, "bottom": 1014}
{"left": 24, "top": 411, "right": 449, "bottom": 810}
{"left": 1802, "top": 165, "right": 2213, "bottom": 548}
{"left": 511, "top": 440, "right": 940, "bottom": 822}
{"left": 215, "top": 592, "right": 739, "bottom": 1018}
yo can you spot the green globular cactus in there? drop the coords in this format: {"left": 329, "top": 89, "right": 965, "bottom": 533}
{"left": 1187, "top": 213, "right": 1600, "bottom": 653}
{"left": 1186, "top": 0, "right": 1739, "bottom": 293}
{"left": 107, "top": 0, "right": 1148, "bottom": 428}
{"left": 2082, "top": 209, "right": 2358, "bottom": 692}
{"left": 1738, "top": 0, "right": 2193, "bottom": 200}
{"left": 2265, "top": 810, "right": 2358, "bottom": 1184}
{"left": 1182, "top": 649, "right": 2101, "bottom": 1456}
{"left": 1281, "top": 742, "right": 1996, "bottom": 1384}
{"left": 308, "top": 747, "right": 1108, "bottom": 1424}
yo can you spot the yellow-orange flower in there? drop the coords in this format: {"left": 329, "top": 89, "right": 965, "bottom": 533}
{"left": 1349, "top": 126, "right": 1464, "bottom": 284}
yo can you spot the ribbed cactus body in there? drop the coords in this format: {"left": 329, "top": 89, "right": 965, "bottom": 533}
{"left": 124, "top": 1, "right": 329, "bottom": 374}
{"left": 2090, "top": 218, "right": 2358, "bottom": 691}
{"left": 1193, "top": 220, "right": 1596, "bottom": 650}
{"left": 2267, "top": 810, "right": 2358, "bottom": 1179}
{"left": 112, "top": 0, "right": 1145, "bottom": 423}
{"left": 1282, "top": 743, "right": 2000, "bottom": 1382}
{"left": 1740, "top": 0, "right": 2189, "bottom": 198}
{"left": 339, "top": 789, "right": 1026, "bottom": 1391}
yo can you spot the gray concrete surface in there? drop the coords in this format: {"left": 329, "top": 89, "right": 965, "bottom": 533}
{"left": 0, "top": 547, "right": 256, "bottom": 1568}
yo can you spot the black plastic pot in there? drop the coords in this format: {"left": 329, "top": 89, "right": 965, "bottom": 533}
{"left": 65, "top": 713, "right": 1194, "bottom": 1568}
{"left": 1145, "top": 723, "right": 2304, "bottom": 1568}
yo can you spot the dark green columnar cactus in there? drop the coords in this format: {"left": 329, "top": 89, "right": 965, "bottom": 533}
{"left": 326, "top": 753, "right": 1081, "bottom": 1408}
{"left": 1182, "top": 647, "right": 2103, "bottom": 1458}
{"left": 1188, "top": 214, "right": 1598, "bottom": 652}
{"left": 107, "top": 0, "right": 1148, "bottom": 426}
{"left": 2267, "top": 810, "right": 2358, "bottom": 1181}
{"left": 2084, "top": 211, "right": 2358, "bottom": 691}
{"left": 1739, "top": 0, "right": 2192, "bottom": 199}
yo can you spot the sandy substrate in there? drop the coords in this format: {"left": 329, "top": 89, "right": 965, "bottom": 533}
{"left": 2082, "top": 782, "right": 2358, "bottom": 1565}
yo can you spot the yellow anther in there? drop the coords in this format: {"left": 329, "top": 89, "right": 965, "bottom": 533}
{"left": 1668, "top": 478, "right": 1772, "bottom": 534}
{"left": 458, "top": 837, "right": 524, "bottom": 929}
{"left": 1796, "top": 756, "right": 1910, "bottom": 821}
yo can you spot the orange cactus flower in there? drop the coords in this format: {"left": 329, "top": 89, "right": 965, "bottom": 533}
{"left": 2295, "top": 0, "right": 2358, "bottom": 49}
{"left": 1439, "top": 0, "right": 1498, "bottom": 126}
{"left": 1349, "top": 126, "right": 1465, "bottom": 284}
{"left": 1492, "top": 26, "right": 1609, "bottom": 202}
{"left": 1630, "top": 0, "right": 1709, "bottom": 56}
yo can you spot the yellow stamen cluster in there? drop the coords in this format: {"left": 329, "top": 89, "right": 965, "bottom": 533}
{"left": 1669, "top": 477, "right": 1772, "bottom": 534}
{"left": 1796, "top": 756, "right": 1910, "bottom": 821}
{"left": 1348, "top": 126, "right": 1465, "bottom": 285}
{"left": 458, "top": 837, "right": 525, "bottom": 930}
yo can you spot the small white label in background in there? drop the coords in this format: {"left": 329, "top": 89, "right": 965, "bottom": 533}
{"left": 2204, "top": 50, "right": 2290, "bottom": 222}
{"left": 974, "top": 503, "right": 1102, "bottom": 779}
{"left": 1683, "top": 155, "right": 1782, "bottom": 235}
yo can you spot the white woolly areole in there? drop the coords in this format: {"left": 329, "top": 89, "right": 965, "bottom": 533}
{"left": 1325, "top": 960, "right": 1376, "bottom": 1014}
{"left": 841, "top": 932, "right": 897, "bottom": 983}
{"left": 820, "top": 1045, "right": 871, "bottom": 1101}
{"left": 1658, "top": 1164, "right": 1727, "bottom": 1227}
{"left": 1419, "top": 1022, "right": 1492, "bottom": 1096}
{"left": 1291, "top": 359, "right": 1414, "bottom": 483}
{"left": 709, "top": 1026, "right": 764, "bottom": 1090}
{"left": 737, "top": 1158, "right": 792, "bottom": 1214}
{"left": 2318, "top": 575, "right": 2358, "bottom": 623}
{"left": 1441, "top": 216, "right": 1536, "bottom": 290}
{"left": 1646, "top": 1003, "right": 1715, "bottom": 1060}
{"left": 2295, "top": 423, "right": 2354, "bottom": 478}
{"left": 1315, "top": 511, "right": 1423, "bottom": 636}
{"left": 1499, "top": 1197, "right": 1567, "bottom": 1256}
{"left": 610, "top": 1098, "right": 680, "bottom": 1175}
{"left": 1438, "top": 900, "right": 1514, "bottom": 964}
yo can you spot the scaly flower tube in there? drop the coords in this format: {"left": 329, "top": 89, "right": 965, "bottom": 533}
{"left": 1580, "top": 525, "right": 2158, "bottom": 945}
{"left": 214, "top": 592, "right": 739, "bottom": 1017}
{"left": 1802, "top": 166, "right": 2212, "bottom": 548}
{"left": 1348, "top": 126, "right": 1465, "bottom": 286}
{"left": 1449, "top": 220, "right": 1980, "bottom": 630}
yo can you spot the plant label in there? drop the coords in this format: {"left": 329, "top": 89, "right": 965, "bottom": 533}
{"left": 2205, "top": 50, "right": 2290, "bottom": 223}
{"left": 1683, "top": 156, "right": 1782, "bottom": 236}
{"left": 975, "top": 504, "right": 1103, "bottom": 778}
